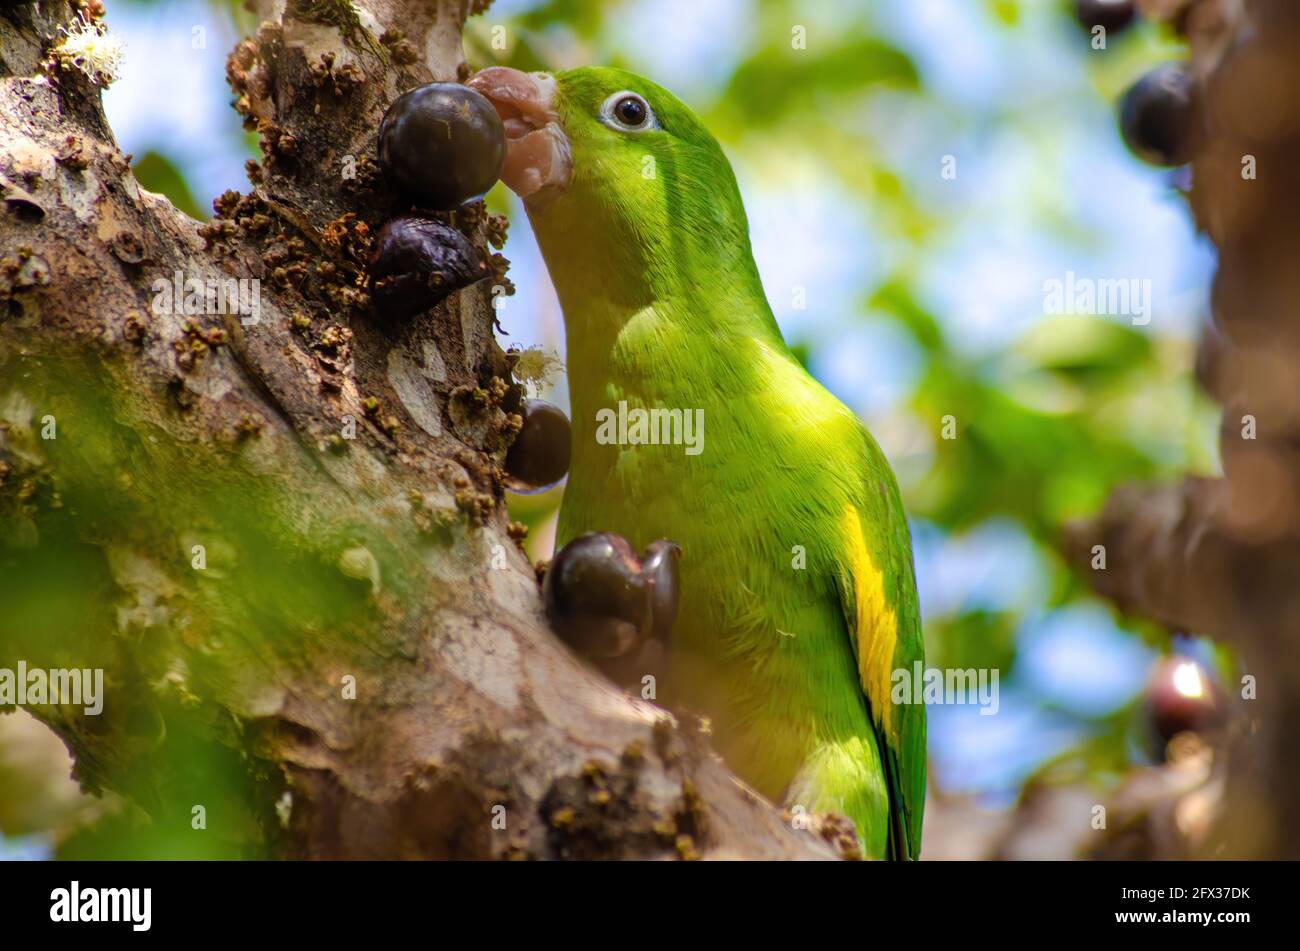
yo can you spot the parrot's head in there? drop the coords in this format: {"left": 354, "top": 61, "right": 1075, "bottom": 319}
{"left": 468, "top": 65, "right": 755, "bottom": 309}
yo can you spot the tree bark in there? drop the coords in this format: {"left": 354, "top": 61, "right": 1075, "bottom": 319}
{"left": 0, "top": 0, "right": 833, "bottom": 860}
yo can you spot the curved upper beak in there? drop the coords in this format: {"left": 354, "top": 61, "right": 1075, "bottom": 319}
{"left": 467, "top": 67, "right": 572, "bottom": 203}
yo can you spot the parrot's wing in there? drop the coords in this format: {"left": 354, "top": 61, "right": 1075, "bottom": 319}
{"left": 835, "top": 438, "right": 926, "bottom": 860}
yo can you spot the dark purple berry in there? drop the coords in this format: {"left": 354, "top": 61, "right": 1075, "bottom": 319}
{"left": 1120, "top": 63, "right": 1199, "bottom": 166}
{"left": 378, "top": 83, "right": 506, "bottom": 210}
{"left": 641, "top": 539, "right": 681, "bottom": 642}
{"left": 544, "top": 533, "right": 649, "bottom": 659}
{"left": 1144, "top": 657, "right": 1224, "bottom": 756}
{"left": 1074, "top": 0, "right": 1137, "bottom": 36}
{"left": 368, "top": 216, "right": 488, "bottom": 319}
{"left": 504, "top": 399, "right": 570, "bottom": 493}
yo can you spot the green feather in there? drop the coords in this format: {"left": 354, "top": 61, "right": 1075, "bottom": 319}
{"left": 528, "top": 66, "right": 926, "bottom": 859}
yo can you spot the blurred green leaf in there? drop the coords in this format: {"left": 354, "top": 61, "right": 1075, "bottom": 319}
{"left": 927, "top": 608, "right": 1019, "bottom": 674}
{"left": 514, "top": 0, "right": 624, "bottom": 40}
{"left": 1013, "top": 315, "right": 1154, "bottom": 383}
{"left": 870, "top": 279, "right": 947, "bottom": 354}
{"left": 722, "top": 35, "right": 918, "bottom": 127}
{"left": 465, "top": 21, "right": 555, "bottom": 73}
{"left": 132, "top": 150, "right": 205, "bottom": 221}
{"left": 988, "top": 0, "right": 1020, "bottom": 27}
{"left": 912, "top": 363, "right": 1157, "bottom": 537}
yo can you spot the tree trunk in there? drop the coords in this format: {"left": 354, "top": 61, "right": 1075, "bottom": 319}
{"left": 0, "top": 0, "right": 832, "bottom": 860}
{"left": 1067, "top": 0, "right": 1300, "bottom": 859}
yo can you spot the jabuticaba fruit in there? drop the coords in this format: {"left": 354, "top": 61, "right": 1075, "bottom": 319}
{"left": 504, "top": 399, "right": 571, "bottom": 492}
{"left": 378, "top": 83, "right": 506, "bottom": 210}
{"left": 641, "top": 539, "right": 681, "bottom": 642}
{"left": 544, "top": 532, "right": 649, "bottom": 660}
{"left": 1074, "top": 0, "right": 1137, "bottom": 37}
{"left": 1143, "top": 656, "right": 1225, "bottom": 759}
{"left": 368, "top": 215, "right": 488, "bottom": 319}
{"left": 542, "top": 533, "right": 682, "bottom": 690}
{"left": 1119, "top": 63, "right": 1199, "bottom": 167}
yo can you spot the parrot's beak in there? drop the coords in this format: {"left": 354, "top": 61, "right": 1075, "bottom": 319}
{"left": 468, "top": 67, "right": 572, "bottom": 203}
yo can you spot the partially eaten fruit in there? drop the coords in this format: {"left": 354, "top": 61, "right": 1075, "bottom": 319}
{"left": 368, "top": 216, "right": 488, "bottom": 319}
{"left": 544, "top": 533, "right": 649, "bottom": 660}
{"left": 543, "top": 532, "right": 682, "bottom": 685}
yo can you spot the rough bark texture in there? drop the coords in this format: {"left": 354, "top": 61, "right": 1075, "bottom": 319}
{"left": 1067, "top": 0, "right": 1300, "bottom": 859}
{"left": 0, "top": 0, "right": 833, "bottom": 860}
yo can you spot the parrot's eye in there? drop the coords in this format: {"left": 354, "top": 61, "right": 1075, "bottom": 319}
{"left": 599, "top": 91, "right": 657, "bottom": 133}
{"left": 614, "top": 96, "right": 646, "bottom": 126}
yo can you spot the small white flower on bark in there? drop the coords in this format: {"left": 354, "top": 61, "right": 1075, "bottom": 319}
{"left": 53, "top": 13, "right": 125, "bottom": 86}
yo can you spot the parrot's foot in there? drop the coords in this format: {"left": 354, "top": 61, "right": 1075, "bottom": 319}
{"left": 541, "top": 532, "right": 680, "bottom": 690}
{"left": 779, "top": 806, "right": 864, "bottom": 860}
{"left": 813, "top": 813, "right": 864, "bottom": 861}
{"left": 785, "top": 735, "right": 891, "bottom": 859}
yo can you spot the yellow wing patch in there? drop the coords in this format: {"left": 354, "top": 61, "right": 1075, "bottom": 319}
{"left": 840, "top": 504, "right": 900, "bottom": 746}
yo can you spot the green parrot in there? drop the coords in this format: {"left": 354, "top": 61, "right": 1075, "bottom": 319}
{"left": 469, "top": 66, "right": 926, "bottom": 860}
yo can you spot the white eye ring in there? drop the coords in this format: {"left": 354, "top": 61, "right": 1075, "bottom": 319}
{"left": 599, "top": 91, "right": 658, "bottom": 133}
